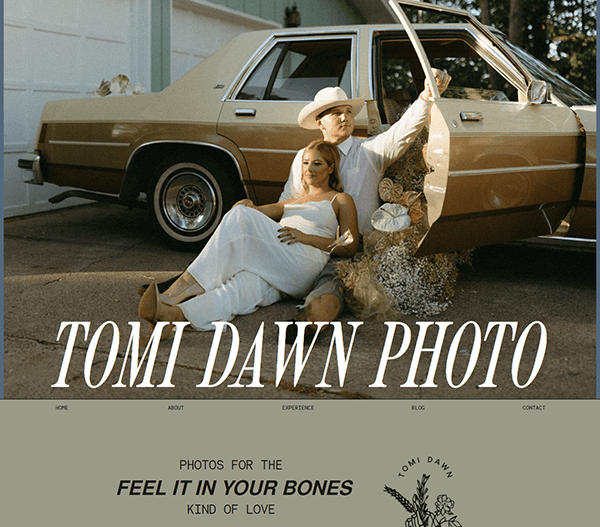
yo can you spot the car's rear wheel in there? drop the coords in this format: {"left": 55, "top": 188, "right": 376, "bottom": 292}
{"left": 148, "top": 157, "right": 236, "bottom": 248}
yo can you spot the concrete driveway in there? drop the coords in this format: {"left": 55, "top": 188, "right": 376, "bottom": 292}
{"left": 4, "top": 202, "right": 596, "bottom": 399}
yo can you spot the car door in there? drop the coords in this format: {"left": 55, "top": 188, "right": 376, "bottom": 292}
{"left": 386, "top": 0, "right": 586, "bottom": 255}
{"left": 217, "top": 33, "right": 364, "bottom": 205}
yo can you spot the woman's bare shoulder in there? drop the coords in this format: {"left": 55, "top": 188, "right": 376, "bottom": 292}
{"left": 335, "top": 192, "right": 356, "bottom": 207}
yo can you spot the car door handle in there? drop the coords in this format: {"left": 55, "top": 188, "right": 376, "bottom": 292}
{"left": 460, "top": 111, "right": 483, "bottom": 122}
{"left": 235, "top": 109, "right": 256, "bottom": 117}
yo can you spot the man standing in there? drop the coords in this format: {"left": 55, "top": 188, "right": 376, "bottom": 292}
{"left": 281, "top": 69, "right": 451, "bottom": 331}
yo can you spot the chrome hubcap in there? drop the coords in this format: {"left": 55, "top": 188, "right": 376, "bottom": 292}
{"left": 163, "top": 171, "right": 217, "bottom": 233}
{"left": 178, "top": 186, "right": 205, "bottom": 218}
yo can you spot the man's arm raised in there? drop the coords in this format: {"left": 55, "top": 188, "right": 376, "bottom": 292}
{"left": 363, "top": 68, "right": 451, "bottom": 173}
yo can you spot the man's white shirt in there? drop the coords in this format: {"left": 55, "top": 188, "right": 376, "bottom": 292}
{"left": 279, "top": 97, "right": 431, "bottom": 236}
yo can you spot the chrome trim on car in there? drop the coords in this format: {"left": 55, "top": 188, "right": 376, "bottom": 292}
{"left": 354, "top": 28, "right": 361, "bottom": 99}
{"left": 125, "top": 140, "right": 248, "bottom": 196}
{"left": 367, "top": 29, "right": 376, "bottom": 101}
{"left": 270, "top": 27, "right": 358, "bottom": 38}
{"left": 450, "top": 163, "right": 583, "bottom": 177}
{"left": 460, "top": 111, "right": 483, "bottom": 122}
{"left": 515, "top": 235, "right": 596, "bottom": 252}
{"left": 468, "top": 31, "right": 528, "bottom": 94}
{"left": 48, "top": 140, "right": 131, "bottom": 147}
{"left": 559, "top": 236, "right": 597, "bottom": 243}
{"left": 234, "top": 109, "right": 257, "bottom": 116}
{"left": 539, "top": 205, "right": 553, "bottom": 233}
{"left": 225, "top": 99, "right": 299, "bottom": 105}
{"left": 48, "top": 190, "right": 130, "bottom": 206}
{"left": 18, "top": 153, "right": 44, "bottom": 185}
{"left": 240, "top": 147, "right": 298, "bottom": 155}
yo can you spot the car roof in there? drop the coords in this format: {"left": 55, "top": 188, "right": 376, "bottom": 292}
{"left": 246, "top": 22, "right": 476, "bottom": 38}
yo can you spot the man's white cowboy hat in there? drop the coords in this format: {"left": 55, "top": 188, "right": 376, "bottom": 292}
{"left": 298, "top": 87, "right": 365, "bottom": 129}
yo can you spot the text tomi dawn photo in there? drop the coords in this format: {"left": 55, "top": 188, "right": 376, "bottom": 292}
{"left": 4, "top": 0, "right": 595, "bottom": 400}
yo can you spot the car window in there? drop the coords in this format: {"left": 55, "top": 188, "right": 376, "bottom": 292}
{"left": 377, "top": 33, "right": 522, "bottom": 123}
{"left": 494, "top": 33, "right": 595, "bottom": 107}
{"left": 236, "top": 45, "right": 285, "bottom": 101}
{"left": 236, "top": 39, "right": 352, "bottom": 101}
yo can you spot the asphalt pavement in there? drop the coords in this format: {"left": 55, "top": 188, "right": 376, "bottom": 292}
{"left": 3, "top": 202, "right": 596, "bottom": 399}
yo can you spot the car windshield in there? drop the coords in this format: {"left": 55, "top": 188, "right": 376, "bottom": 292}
{"left": 494, "top": 33, "right": 595, "bottom": 107}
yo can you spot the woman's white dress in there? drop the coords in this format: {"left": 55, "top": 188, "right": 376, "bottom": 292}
{"left": 179, "top": 198, "right": 339, "bottom": 330}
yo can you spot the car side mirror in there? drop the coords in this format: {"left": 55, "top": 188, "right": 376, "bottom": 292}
{"left": 527, "top": 79, "right": 552, "bottom": 104}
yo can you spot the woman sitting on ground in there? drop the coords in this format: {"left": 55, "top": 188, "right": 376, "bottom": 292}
{"left": 138, "top": 139, "right": 359, "bottom": 331}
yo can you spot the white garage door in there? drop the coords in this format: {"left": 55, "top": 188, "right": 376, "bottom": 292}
{"left": 3, "top": 0, "right": 152, "bottom": 218}
{"left": 171, "top": 0, "right": 279, "bottom": 82}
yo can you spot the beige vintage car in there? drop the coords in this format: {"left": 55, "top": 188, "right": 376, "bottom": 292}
{"left": 19, "top": 1, "right": 596, "bottom": 254}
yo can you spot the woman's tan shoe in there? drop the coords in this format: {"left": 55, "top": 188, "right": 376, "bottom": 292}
{"left": 139, "top": 282, "right": 160, "bottom": 323}
{"left": 139, "top": 282, "right": 187, "bottom": 323}
{"left": 137, "top": 274, "right": 181, "bottom": 297}
{"left": 161, "top": 270, "right": 205, "bottom": 305}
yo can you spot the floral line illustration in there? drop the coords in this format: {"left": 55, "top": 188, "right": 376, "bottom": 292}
{"left": 384, "top": 474, "right": 462, "bottom": 527}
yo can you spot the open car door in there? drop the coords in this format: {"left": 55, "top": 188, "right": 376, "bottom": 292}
{"left": 387, "top": 1, "right": 586, "bottom": 255}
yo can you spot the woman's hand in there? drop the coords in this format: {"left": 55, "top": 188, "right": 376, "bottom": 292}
{"left": 277, "top": 226, "right": 309, "bottom": 246}
{"left": 232, "top": 198, "right": 255, "bottom": 209}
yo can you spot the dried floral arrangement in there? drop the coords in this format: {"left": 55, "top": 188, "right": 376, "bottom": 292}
{"left": 95, "top": 75, "right": 146, "bottom": 96}
{"left": 336, "top": 126, "right": 472, "bottom": 319}
{"left": 383, "top": 126, "right": 430, "bottom": 194}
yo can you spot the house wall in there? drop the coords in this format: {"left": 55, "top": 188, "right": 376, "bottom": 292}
{"left": 207, "top": 0, "right": 364, "bottom": 28}
{"left": 171, "top": 0, "right": 280, "bottom": 83}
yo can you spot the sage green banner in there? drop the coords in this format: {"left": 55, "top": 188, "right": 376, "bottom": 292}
{"left": 1, "top": 400, "right": 598, "bottom": 525}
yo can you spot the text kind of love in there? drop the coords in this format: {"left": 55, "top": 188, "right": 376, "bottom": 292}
{"left": 51, "top": 320, "right": 547, "bottom": 390}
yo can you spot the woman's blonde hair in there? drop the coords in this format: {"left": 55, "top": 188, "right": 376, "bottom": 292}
{"left": 302, "top": 140, "right": 343, "bottom": 192}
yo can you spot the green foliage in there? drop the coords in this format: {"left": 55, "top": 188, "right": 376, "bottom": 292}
{"left": 547, "top": 0, "right": 597, "bottom": 97}
{"left": 551, "top": 32, "right": 597, "bottom": 98}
